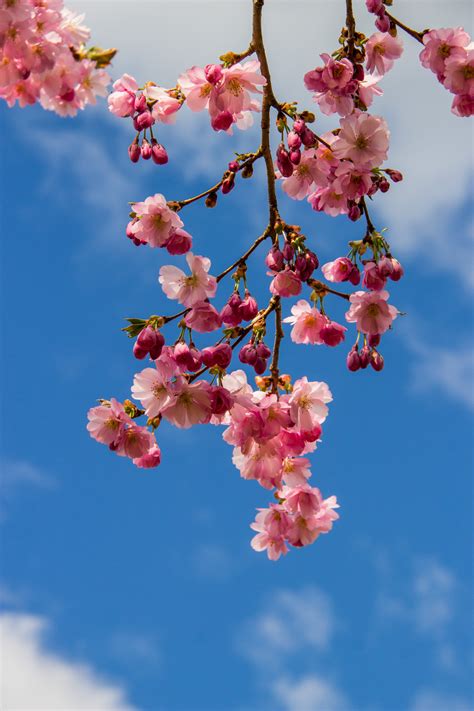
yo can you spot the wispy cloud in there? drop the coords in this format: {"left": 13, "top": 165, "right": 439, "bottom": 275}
{"left": 275, "top": 674, "right": 350, "bottom": 711}
{"left": 401, "top": 323, "right": 474, "bottom": 410}
{"left": 237, "top": 586, "right": 335, "bottom": 668}
{"left": 0, "top": 613, "right": 137, "bottom": 710}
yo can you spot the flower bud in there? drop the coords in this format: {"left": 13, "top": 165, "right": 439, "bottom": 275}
{"left": 366, "top": 336, "right": 380, "bottom": 352}
{"left": 134, "top": 110, "right": 154, "bottom": 130}
{"left": 211, "top": 110, "right": 234, "bottom": 132}
{"left": 282, "top": 242, "right": 294, "bottom": 261}
{"left": 241, "top": 164, "right": 253, "bottom": 179}
{"left": 370, "top": 350, "right": 384, "bottom": 371}
{"left": 287, "top": 131, "right": 302, "bottom": 150}
{"left": 348, "top": 265, "right": 361, "bottom": 285}
{"left": 266, "top": 247, "right": 284, "bottom": 272}
{"left": 348, "top": 204, "right": 362, "bottom": 221}
{"left": 389, "top": 258, "right": 404, "bottom": 281}
{"left": 385, "top": 169, "right": 403, "bottom": 183}
{"left": 346, "top": 346, "right": 361, "bottom": 371}
{"left": 228, "top": 160, "right": 239, "bottom": 172}
{"left": 151, "top": 140, "right": 168, "bottom": 165}
{"left": 128, "top": 141, "right": 141, "bottom": 163}
{"left": 204, "top": 63, "right": 224, "bottom": 84}
{"left": 320, "top": 321, "right": 346, "bottom": 347}
{"left": 254, "top": 357, "right": 267, "bottom": 375}
{"left": 239, "top": 343, "right": 257, "bottom": 365}
{"left": 377, "top": 255, "right": 394, "bottom": 278}
{"left": 276, "top": 143, "right": 293, "bottom": 178}
{"left": 221, "top": 173, "right": 235, "bottom": 194}
{"left": 201, "top": 343, "right": 232, "bottom": 369}
{"left": 353, "top": 64, "right": 365, "bottom": 81}
{"left": 256, "top": 342, "right": 271, "bottom": 359}
{"left": 240, "top": 291, "right": 258, "bottom": 321}
{"left": 134, "top": 94, "right": 147, "bottom": 113}
{"left": 221, "top": 293, "right": 243, "bottom": 326}
{"left": 209, "top": 386, "right": 234, "bottom": 415}
{"left": 173, "top": 342, "right": 202, "bottom": 372}
{"left": 359, "top": 345, "right": 371, "bottom": 369}
{"left": 375, "top": 12, "right": 391, "bottom": 32}
{"left": 165, "top": 228, "right": 192, "bottom": 255}
{"left": 290, "top": 149, "right": 301, "bottom": 165}
{"left": 379, "top": 178, "right": 390, "bottom": 193}
{"left": 141, "top": 139, "right": 152, "bottom": 160}
{"left": 205, "top": 192, "right": 218, "bottom": 208}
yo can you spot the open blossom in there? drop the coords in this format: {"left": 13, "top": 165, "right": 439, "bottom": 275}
{"left": 108, "top": 73, "right": 138, "bottom": 116}
{"left": 144, "top": 84, "right": 181, "bottom": 123}
{"left": 333, "top": 112, "right": 390, "bottom": 168}
{"left": 358, "top": 75, "right": 384, "bottom": 108}
{"left": 184, "top": 301, "right": 222, "bottom": 332}
{"left": 365, "top": 32, "right": 403, "bottom": 76}
{"left": 304, "top": 54, "right": 356, "bottom": 116}
{"left": 322, "top": 257, "right": 359, "bottom": 284}
{"left": 308, "top": 185, "right": 349, "bottom": 217}
{"left": 131, "top": 366, "right": 174, "bottom": 419}
{"left": 178, "top": 65, "right": 219, "bottom": 112}
{"left": 87, "top": 398, "right": 132, "bottom": 447}
{"left": 345, "top": 290, "right": 399, "bottom": 335}
{"left": 216, "top": 59, "right": 266, "bottom": 114}
{"left": 131, "top": 194, "right": 184, "bottom": 248}
{"left": 161, "top": 378, "right": 212, "bottom": 429}
{"left": 419, "top": 27, "right": 471, "bottom": 78}
{"left": 250, "top": 505, "right": 291, "bottom": 560}
{"left": 280, "top": 148, "right": 329, "bottom": 199}
{"left": 283, "top": 300, "right": 326, "bottom": 345}
{"left": 289, "top": 377, "right": 332, "bottom": 431}
{"left": 443, "top": 49, "right": 474, "bottom": 96}
{"left": 269, "top": 268, "right": 302, "bottom": 297}
{"left": 159, "top": 253, "right": 217, "bottom": 307}
{"left": 334, "top": 162, "right": 373, "bottom": 200}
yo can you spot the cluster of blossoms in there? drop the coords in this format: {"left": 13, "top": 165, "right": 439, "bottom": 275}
{"left": 365, "top": 0, "right": 473, "bottom": 117}
{"left": 4, "top": 0, "right": 470, "bottom": 558}
{"left": 108, "top": 59, "right": 266, "bottom": 165}
{"left": 0, "top": 0, "right": 113, "bottom": 115}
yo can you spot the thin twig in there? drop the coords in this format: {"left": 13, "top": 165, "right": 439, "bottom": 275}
{"left": 269, "top": 297, "right": 284, "bottom": 394}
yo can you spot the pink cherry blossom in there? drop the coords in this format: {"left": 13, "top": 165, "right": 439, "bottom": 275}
{"left": 144, "top": 84, "right": 181, "bottom": 123}
{"left": 178, "top": 65, "right": 219, "bottom": 112}
{"left": 332, "top": 112, "right": 390, "bottom": 168}
{"left": 280, "top": 148, "right": 329, "bottom": 199}
{"left": 322, "top": 257, "right": 355, "bottom": 283}
{"left": 87, "top": 398, "right": 132, "bottom": 447}
{"left": 365, "top": 32, "right": 403, "bottom": 76}
{"left": 161, "top": 378, "right": 212, "bottom": 428}
{"left": 419, "top": 27, "right": 471, "bottom": 78}
{"left": 250, "top": 505, "right": 290, "bottom": 560}
{"left": 269, "top": 268, "right": 302, "bottom": 297}
{"left": 283, "top": 300, "right": 326, "bottom": 345}
{"left": 131, "top": 365, "right": 173, "bottom": 418}
{"left": 358, "top": 75, "right": 384, "bottom": 108}
{"left": 289, "top": 377, "right": 332, "bottom": 431}
{"left": 115, "top": 424, "right": 156, "bottom": 460}
{"left": 443, "top": 49, "right": 474, "bottom": 95}
{"left": 107, "top": 73, "right": 138, "bottom": 117}
{"left": 133, "top": 444, "right": 161, "bottom": 469}
{"left": 159, "top": 253, "right": 217, "bottom": 307}
{"left": 345, "top": 290, "right": 399, "bottom": 335}
{"left": 131, "top": 194, "right": 184, "bottom": 248}
{"left": 308, "top": 185, "right": 349, "bottom": 216}
{"left": 334, "top": 162, "right": 373, "bottom": 200}
{"left": 216, "top": 59, "right": 266, "bottom": 115}
{"left": 281, "top": 457, "right": 312, "bottom": 487}
{"left": 184, "top": 301, "right": 222, "bottom": 332}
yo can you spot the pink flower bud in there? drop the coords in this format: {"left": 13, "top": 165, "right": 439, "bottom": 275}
{"left": 221, "top": 173, "right": 235, "bottom": 194}
{"left": 133, "top": 444, "right": 161, "bottom": 469}
{"left": 287, "top": 131, "right": 302, "bottom": 150}
{"left": 211, "top": 110, "right": 234, "bottom": 132}
{"left": 290, "top": 149, "right": 301, "bottom": 165}
{"left": 348, "top": 204, "right": 362, "bottom": 221}
{"left": 221, "top": 293, "right": 243, "bottom": 326}
{"left": 240, "top": 291, "right": 258, "bottom": 321}
{"left": 276, "top": 143, "right": 293, "bottom": 178}
{"left": 134, "top": 326, "right": 165, "bottom": 361}
{"left": 209, "top": 386, "right": 234, "bottom": 415}
{"left": 228, "top": 160, "right": 239, "bottom": 172}
{"left": 389, "top": 258, "right": 404, "bottom": 281}
{"left": 201, "top": 343, "right": 233, "bottom": 369}
{"left": 133, "top": 343, "right": 148, "bottom": 360}
{"left": 282, "top": 242, "right": 294, "bottom": 261}
{"left": 348, "top": 265, "right": 361, "bottom": 285}
{"left": 320, "top": 320, "right": 347, "bottom": 347}
{"left": 346, "top": 346, "right": 361, "bottom": 371}
{"left": 368, "top": 334, "right": 381, "bottom": 348}
{"left": 366, "top": 0, "right": 383, "bottom": 12}
{"left": 370, "top": 350, "right": 384, "bottom": 371}
{"left": 141, "top": 139, "right": 152, "bottom": 160}
{"left": 134, "top": 110, "right": 154, "bottom": 130}
{"left": 151, "top": 140, "right": 168, "bottom": 165}
{"left": 363, "top": 262, "right": 386, "bottom": 291}
{"left": 173, "top": 342, "right": 202, "bottom": 372}
{"left": 385, "top": 169, "right": 403, "bottom": 183}
{"left": 359, "top": 345, "right": 371, "bottom": 369}
{"left": 266, "top": 247, "right": 284, "bottom": 272}
{"left": 379, "top": 178, "right": 390, "bottom": 193}
{"left": 165, "top": 228, "right": 192, "bottom": 255}
{"left": 239, "top": 343, "right": 257, "bottom": 365}
{"left": 128, "top": 142, "right": 141, "bottom": 163}
{"left": 254, "top": 357, "right": 267, "bottom": 375}
{"left": 256, "top": 342, "right": 271, "bottom": 359}
{"left": 377, "top": 256, "right": 394, "bottom": 278}
{"left": 375, "top": 12, "right": 391, "bottom": 32}
{"left": 204, "top": 64, "right": 224, "bottom": 84}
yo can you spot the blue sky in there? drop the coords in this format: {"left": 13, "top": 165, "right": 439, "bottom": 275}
{"left": 1, "top": 2, "right": 473, "bottom": 710}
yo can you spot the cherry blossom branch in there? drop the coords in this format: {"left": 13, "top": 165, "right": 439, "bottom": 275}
{"left": 216, "top": 226, "right": 271, "bottom": 283}
{"left": 345, "top": 0, "right": 357, "bottom": 60}
{"left": 269, "top": 297, "right": 284, "bottom": 393}
{"left": 386, "top": 12, "right": 425, "bottom": 43}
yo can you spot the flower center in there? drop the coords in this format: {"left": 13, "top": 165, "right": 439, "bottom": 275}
{"left": 297, "top": 163, "right": 310, "bottom": 177}
{"left": 105, "top": 418, "right": 119, "bottom": 430}
{"left": 367, "top": 303, "right": 380, "bottom": 317}
{"left": 227, "top": 78, "right": 243, "bottom": 96}
{"left": 355, "top": 135, "right": 368, "bottom": 150}
{"left": 199, "top": 83, "right": 212, "bottom": 98}
{"left": 374, "top": 43, "right": 385, "bottom": 56}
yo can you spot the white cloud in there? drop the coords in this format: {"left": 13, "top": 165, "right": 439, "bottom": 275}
{"left": 0, "top": 613, "right": 137, "bottom": 710}
{"left": 402, "top": 326, "right": 474, "bottom": 410}
{"left": 237, "top": 586, "right": 335, "bottom": 667}
{"left": 275, "top": 674, "right": 350, "bottom": 711}
{"left": 413, "top": 560, "right": 456, "bottom": 635}
{"left": 411, "top": 689, "right": 474, "bottom": 711}
{"left": 68, "top": 0, "right": 473, "bottom": 284}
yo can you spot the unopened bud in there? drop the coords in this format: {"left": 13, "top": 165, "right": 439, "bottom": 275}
{"left": 141, "top": 139, "right": 152, "bottom": 160}
{"left": 205, "top": 192, "right": 218, "bottom": 208}
{"left": 151, "top": 140, "right": 168, "bottom": 165}
{"left": 128, "top": 141, "right": 141, "bottom": 163}
{"left": 370, "top": 350, "right": 384, "bottom": 371}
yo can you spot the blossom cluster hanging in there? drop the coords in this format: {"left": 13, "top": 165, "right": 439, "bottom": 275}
{"left": 2, "top": 0, "right": 472, "bottom": 560}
